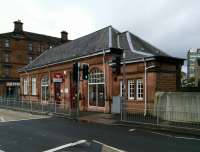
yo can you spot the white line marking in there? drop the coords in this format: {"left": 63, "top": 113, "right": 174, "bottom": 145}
{"left": 151, "top": 131, "right": 173, "bottom": 137}
{"left": 128, "top": 128, "right": 136, "bottom": 132}
{"left": 151, "top": 131, "right": 200, "bottom": 141}
{"left": 43, "top": 140, "right": 87, "bottom": 152}
{"left": 0, "top": 149, "right": 5, "bottom": 152}
{"left": 93, "top": 140, "right": 127, "bottom": 152}
{"left": 174, "top": 136, "right": 200, "bottom": 141}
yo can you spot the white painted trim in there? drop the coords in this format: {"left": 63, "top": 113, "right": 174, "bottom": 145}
{"left": 126, "top": 32, "right": 153, "bottom": 56}
{"left": 109, "top": 26, "right": 112, "bottom": 48}
{"left": 128, "top": 80, "right": 134, "bottom": 100}
{"left": 136, "top": 79, "right": 143, "bottom": 100}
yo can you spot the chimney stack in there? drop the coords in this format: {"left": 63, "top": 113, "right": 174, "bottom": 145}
{"left": 14, "top": 20, "right": 23, "bottom": 34}
{"left": 61, "top": 31, "right": 68, "bottom": 43}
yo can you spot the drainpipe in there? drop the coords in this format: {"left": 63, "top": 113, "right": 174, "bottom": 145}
{"left": 27, "top": 70, "right": 30, "bottom": 103}
{"left": 144, "top": 59, "right": 156, "bottom": 116}
{"left": 48, "top": 65, "right": 51, "bottom": 103}
{"left": 144, "top": 59, "right": 147, "bottom": 116}
{"left": 103, "top": 49, "right": 107, "bottom": 113}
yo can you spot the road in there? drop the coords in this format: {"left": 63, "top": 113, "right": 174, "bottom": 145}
{"left": 0, "top": 110, "right": 200, "bottom": 152}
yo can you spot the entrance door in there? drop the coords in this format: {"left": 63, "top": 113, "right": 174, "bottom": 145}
{"left": 54, "top": 82, "right": 61, "bottom": 104}
{"left": 89, "top": 84, "right": 105, "bottom": 107}
{"left": 88, "top": 68, "right": 105, "bottom": 109}
{"left": 41, "top": 85, "right": 49, "bottom": 101}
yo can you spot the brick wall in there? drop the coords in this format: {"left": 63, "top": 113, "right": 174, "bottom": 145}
{"left": 19, "top": 55, "right": 182, "bottom": 113}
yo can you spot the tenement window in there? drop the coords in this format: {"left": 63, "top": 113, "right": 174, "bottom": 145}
{"left": 23, "top": 78, "right": 28, "bottom": 95}
{"left": 4, "top": 39, "right": 10, "bottom": 48}
{"left": 28, "top": 43, "right": 33, "bottom": 51}
{"left": 4, "top": 53, "right": 9, "bottom": 62}
{"left": 29, "top": 56, "right": 33, "bottom": 63}
{"left": 136, "top": 79, "right": 143, "bottom": 100}
{"left": 4, "top": 68, "right": 10, "bottom": 76}
{"left": 31, "top": 77, "right": 36, "bottom": 95}
{"left": 128, "top": 80, "right": 135, "bottom": 100}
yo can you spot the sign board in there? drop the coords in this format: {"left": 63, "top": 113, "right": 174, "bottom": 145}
{"left": 6, "top": 82, "right": 20, "bottom": 87}
{"left": 53, "top": 73, "right": 63, "bottom": 83}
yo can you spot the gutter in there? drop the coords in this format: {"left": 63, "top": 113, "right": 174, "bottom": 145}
{"left": 18, "top": 49, "right": 111, "bottom": 72}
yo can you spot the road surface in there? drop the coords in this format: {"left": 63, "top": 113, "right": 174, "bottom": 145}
{"left": 0, "top": 109, "right": 199, "bottom": 152}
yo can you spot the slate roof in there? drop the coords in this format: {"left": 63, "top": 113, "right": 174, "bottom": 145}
{"left": 0, "top": 31, "right": 61, "bottom": 44}
{"left": 19, "top": 26, "right": 171, "bottom": 72}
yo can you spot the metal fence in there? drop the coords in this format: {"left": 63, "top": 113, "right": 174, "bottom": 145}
{"left": 121, "top": 102, "right": 200, "bottom": 130}
{"left": 0, "top": 97, "right": 70, "bottom": 117}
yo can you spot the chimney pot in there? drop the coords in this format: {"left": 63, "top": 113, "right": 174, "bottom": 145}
{"left": 14, "top": 20, "right": 23, "bottom": 34}
{"left": 61, "top": 31, "right": 68, "bottom": 43}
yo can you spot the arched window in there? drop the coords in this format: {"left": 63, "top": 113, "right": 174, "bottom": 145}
{"left": 89, "top": 68, "right": 104, "bottom": 84}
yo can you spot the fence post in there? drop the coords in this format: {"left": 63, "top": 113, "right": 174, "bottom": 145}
{"left": 55, "top": 101, "right": 56, "bottom": 113}
{"left": 31, "top": 100, "right": 32, "bottom": 112}
{"left": 156, "top": 95, "right": 159, "bottom": 125}
{"left": 42, "top": 102, "right": 44, "bottom": 113}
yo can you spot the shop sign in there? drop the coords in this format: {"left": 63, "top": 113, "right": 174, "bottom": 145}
{"left": 53, "top": 73, "right": 63, "bottom": 83}
{"left": 6, "top": 82, "right": 20, "bottom": 86}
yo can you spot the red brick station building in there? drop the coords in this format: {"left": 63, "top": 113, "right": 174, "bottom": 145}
{"left": 19, "top": 26, "right": 183, "bottom": 113}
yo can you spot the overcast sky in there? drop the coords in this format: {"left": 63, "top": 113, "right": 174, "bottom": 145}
{"left": 0, "top": 0, "right": 200, "bottom": 72}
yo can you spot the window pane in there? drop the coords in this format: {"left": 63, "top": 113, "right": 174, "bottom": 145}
{"left": 32, "top": 78, "right": 36, "bottom": 95}
{"left": 128, "top": 80, "right": 134, "bottom": 99}
{"left": 137, "top": 79, "right": 143, "bottom": 100}
{"left": 4, "top": 39, "right": 10, "bottom": 48}
{"left": 89, "top": 68, "right": 104, "bottom": 83}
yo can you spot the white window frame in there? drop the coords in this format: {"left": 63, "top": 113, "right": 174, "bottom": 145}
{"left": 136, "top": 79, "right": 143, "bottom": 100}
{"left": 31, "top": 77, "right": 36, "bottom": 95}
{"left": 120, "top": 80, "right": 123, "bottom": 97}
{"left": 128, "top": 80, "right": 135, "bottom": 100}
{"left": 23, "top": 78, "right": 28, "bottom": 95}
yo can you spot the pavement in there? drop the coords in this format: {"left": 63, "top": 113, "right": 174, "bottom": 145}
{"left": 0, "top": 109, "right": 49, "bottom": 122}
{"left": 79, "top": 113, "right": 119, "bottom": 125}
{"left": 78, "top": 112, "right": 200, "bottom": 137}
{"left": 0, "top": 109, "right": 200, "bottom": 152}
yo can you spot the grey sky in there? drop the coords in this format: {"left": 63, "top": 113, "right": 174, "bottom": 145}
{"left": 0, "top": 0, "right": 199, "bottom": 72}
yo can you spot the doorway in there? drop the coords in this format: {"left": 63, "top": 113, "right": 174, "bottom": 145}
{"left": 54, "top": 82, "right": 61, "bottom": 104}
{"left": 88, "top": 68, "right": 105, "bottom": 109}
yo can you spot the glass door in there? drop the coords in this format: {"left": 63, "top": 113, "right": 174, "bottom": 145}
{"left": 89, "top": 84, "right": 97, "bottom": 106}
{"left": 97, "top": 84, "right": 105, "bottom": 107}
{"left": 89, "top": 84, "right": 105, "bottom": 107}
